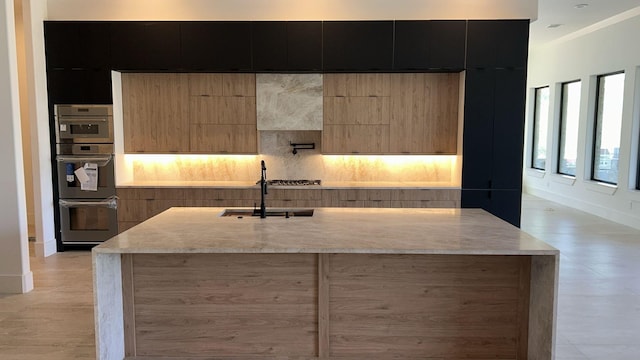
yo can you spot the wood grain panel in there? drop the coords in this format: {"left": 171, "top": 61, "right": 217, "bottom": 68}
{"left": 189, "top": 96, "right": 256, "bottom": 125}
{"left": 389, "top": 189, "right": 462, "bottom": 201}
{"left": 318, "top": 254, "right": 330, "bottom": 358}
{"left": 122, "top": 73, "right": 189, "bottom": 153}
{"left": 327, "top": 254, "right": 530, "bottom": 359}
{"left": 121, "top": 254, "right": 136, "bottom": 357}
{"left": 190, "top": 124, "right": 257, "bottom": 154}
{"left": 222, "top": 73, "right": 255, "bottom": 96}
{"left": 389, "top": 73, "right": 459, "bottom": 154}
{"left": 130, "top": 254, "right": 317, "bottom": 357}
{"left": 322, "top": 125, "right": 389, "bottom": 154}
{"left": 356, "top": 73, "right": 391, "bottom": 96}
{"left": 188, "top": 73, "right": 223, "bottom": 96}
{"left": 323, "top": 73, "right": 357, "bottom": 97}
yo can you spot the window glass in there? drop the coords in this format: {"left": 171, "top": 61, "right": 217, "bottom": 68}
{"left": 592, "top": 72, "right": 625, "bottom": 184}
{"left": 532, "top": 86, "right": 550, "bottom": 170}
{"left": 558, "top": 81, "right": 581, "bottom": 176}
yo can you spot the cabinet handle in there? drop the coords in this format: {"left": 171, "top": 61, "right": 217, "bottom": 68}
{"left": 351, "top": 151, "right": 360, "bottom": 154}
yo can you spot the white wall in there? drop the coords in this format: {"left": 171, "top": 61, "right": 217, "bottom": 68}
{"left": 524, "top": 8, "right": 640, "bottom": 230}
{"left": 0, "top": 0, "right": 33, "bottom": 293}
{"left": 45, "top": 0, "right": 537, "bottom": 20}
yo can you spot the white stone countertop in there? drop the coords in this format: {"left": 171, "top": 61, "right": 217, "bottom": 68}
{"left": 116, "top": 180, "right": 460, "bottom": 189}
{"left": 94, "top": 207, "right": 558, "bottom": 255}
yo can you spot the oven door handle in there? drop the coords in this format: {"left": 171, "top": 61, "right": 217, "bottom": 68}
{"left": 56, "top": 154, "right": 112, "bottom": 166}
{"left": 59, "top": 197, "right": 118, "bottom": 209}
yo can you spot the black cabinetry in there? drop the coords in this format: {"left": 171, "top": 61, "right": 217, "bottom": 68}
{"left": 44, "top": 22, "right": 111, "bottom": 70}
{"left": 181, "top": 22, "right": 252, "bottom": 71}
{"left": 466, "top": 20, "right": 529, "bottom": 69}
{"left": 323, "top": 21, "right": 393, "bottom": 71}
{"left": 252, "top": 21, "right": 322, "bottom": 71}
{"left": 394, "top": 20, "right": 466, "bottom": 71}
{"left": 461, "top": 68, "right": 527, "bottom": 227}
{"left": 110, "top": 22, "right": 181, "bottom": 70}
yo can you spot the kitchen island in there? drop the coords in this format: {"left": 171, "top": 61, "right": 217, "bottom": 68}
{"left": 93, "top": 207, "right": 558, "bottom": 360}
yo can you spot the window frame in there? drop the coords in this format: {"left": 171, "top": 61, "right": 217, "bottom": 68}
{"left": 591, "top": 71, "right": 625, "bottom": 185}
{"left": 557, "top": 80, "right": 581, "bottom": 177}
{"left": 531, "top": 86, "right": 550, "bottom": 171}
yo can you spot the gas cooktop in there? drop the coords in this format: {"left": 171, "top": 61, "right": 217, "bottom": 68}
{"left": 258, "top": 179, "right": 322, "bottom": 186}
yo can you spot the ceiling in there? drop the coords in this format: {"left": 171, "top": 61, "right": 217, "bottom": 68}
{"left": 530, "top": 0, "right": 640, "bottom": 47}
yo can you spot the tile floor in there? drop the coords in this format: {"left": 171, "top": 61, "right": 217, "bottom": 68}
{"left": 0, "top": 194, "right": 639, "bottom": 359}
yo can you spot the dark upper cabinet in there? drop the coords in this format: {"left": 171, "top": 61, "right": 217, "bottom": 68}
{"left": 181, "top": 22, "right": 252, "bottom": 71}
{"left": 47, "top": 69, "right": 112, "bottom": 104}
{"left": 466, "top": 20, "right": 529, "bottom": 69}
{"left": 286, "top": 22, "right": 322, "bottom": 71}
{"left": 394, "top": 20, "right": 466, "bottom": 70}
{"left": 44, "top": 22, "right": 111, "bottom": 70}
{"left": 110, "top": 22, "right": 181, "bottom": 70}
{"left": 252, "top": 21, "right": 322, "bottom": 71}
{"left": 252, "top": 22, "right": 287, "bottom": 71}
{"left": 323, "top": 21, "right": 393, "bottom": 71}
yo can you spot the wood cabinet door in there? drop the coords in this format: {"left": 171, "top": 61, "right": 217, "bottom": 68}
{"left": 389, "top": 73, "right": 459, "bottom": 154}
{"left": 323, "top": 74, "right": 391, "bottom": 154}
{"left": 122, "top": 73, "right": 189, "bottom": 153}
{"left": 188, "top": 73, "right": 257, "bottom": 154}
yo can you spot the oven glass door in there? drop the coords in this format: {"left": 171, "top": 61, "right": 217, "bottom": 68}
{"left": 56, "top": 154, "right": 115, "bottom": 199}
{"left": 59, "top": 198, "right": 118, "bottom": 244}
{"left": 56, "top": 118, "right": 113, "bottom": 144}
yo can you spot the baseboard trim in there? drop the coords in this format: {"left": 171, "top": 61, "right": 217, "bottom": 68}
{"left": 0, "top": 272, "right": 34, "bottom": 294}
{"left": 35, "top": 238, "right": 57, "bottom": 257}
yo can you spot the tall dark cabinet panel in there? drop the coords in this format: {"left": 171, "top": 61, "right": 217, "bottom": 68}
{"left": 462, "top": 67, "right": 528, "bottom": 227}
{"left": 181, "top": 22, "right": 252, "bottom": 71}
{"left": 323, "top": 21, "right": 393, "bottom": 71}
{"left": 394, "top": 20, "right": 466, "bottom": 71}
{"left": 252, "top": 21, "right": 322, "bottom": 71}
{"left": 462, "top": 20, "right": 528, "bottom": 227}
{"left": 110, "top": 22, "right": 181, "bottom": 70}
{"left": 466, "top": 20, "right": 529, "bottom": 69}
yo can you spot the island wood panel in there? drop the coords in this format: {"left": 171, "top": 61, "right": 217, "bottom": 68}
{"left": 327, "top": 254, "right": 530, "bottom": 359}
{"left": 122, "top": 73, "right": 189, "bottom": 153}
{"left": 127, "top": 253, "right": 318, "bottom": 358}
{"left": 120, "top": 253, "right": 534, "bottom": 360}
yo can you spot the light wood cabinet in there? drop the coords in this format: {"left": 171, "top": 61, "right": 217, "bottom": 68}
{"left": 122, "top": 73, "right": 190, "bottom": 153}
{"left": 188, "top": 73, "right": 257, "bottom": 153}
{"left": 122, "top": 73, "right": 257, "bottom": 154}
{"left": 389, "top": 73, "right": 459, "bottom": 154}
{"left": 323, "top": 73, "right": 459, "bottom": 155}
{"left": 323, "top": 74, "right": 391, "bottom": 154}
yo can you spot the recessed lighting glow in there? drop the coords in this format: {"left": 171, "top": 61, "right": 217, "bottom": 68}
{"left": 574, "top": 3, "right": 589, "bottom": 9}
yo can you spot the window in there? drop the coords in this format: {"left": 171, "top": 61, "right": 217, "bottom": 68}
{"left": 592, "top": 72, "right": 625, "bottom": 185}
{"left": 558, "top": 81, "right": 581, "bottom": 176}
{"left": 532, "top": 86, "right": 550, "bottom": 170}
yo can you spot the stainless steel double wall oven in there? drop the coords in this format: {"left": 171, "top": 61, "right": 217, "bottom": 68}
{"left": 55, "top": 104, "right": 118, "bottom": 245}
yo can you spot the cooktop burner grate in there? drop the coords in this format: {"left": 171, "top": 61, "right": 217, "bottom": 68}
{"left": 258, "top": 179, "right": 322, "bottom": 186}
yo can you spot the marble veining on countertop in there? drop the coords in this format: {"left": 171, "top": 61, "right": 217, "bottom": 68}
{"left": 94, "top": 207, "right": 558, "bottom": 255}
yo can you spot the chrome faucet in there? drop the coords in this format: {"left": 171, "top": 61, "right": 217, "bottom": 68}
{"left": 259, "top": 160, "right": 267, "bottom": 218}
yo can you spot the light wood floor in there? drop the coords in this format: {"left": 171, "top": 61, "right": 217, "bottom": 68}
{"left": 1, "top": 194, "right": 639, "bottom": 359}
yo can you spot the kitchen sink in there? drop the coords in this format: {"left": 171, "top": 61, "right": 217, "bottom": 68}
{"left": 220, "top": 209, "right": 314, "bottom": 217}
